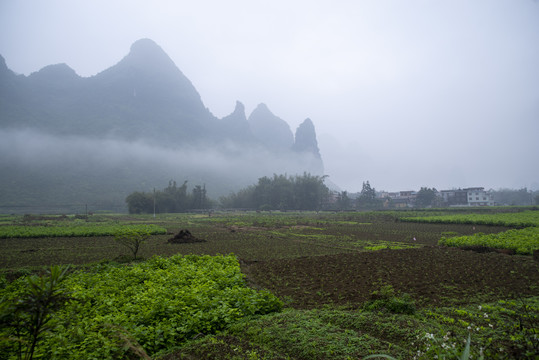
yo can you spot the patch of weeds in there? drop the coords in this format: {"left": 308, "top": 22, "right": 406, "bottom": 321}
{"left": 363, "top": 284, "right": 416, "bottom": 315}
{"left": 220, "top": 309, "right": 411, "bottom": 359}
{"left": 315, "top": 308, "right": 424, "bottom": 348}
{"left": 157, "top": 334, "right": 286, "bottom": 360}
{"left": 367, "top": 333, "right": 481, "bottom": 360}
{"left": 417, "top": 297, "right": 539, "bottom": 359}
{"left": 0, "top": 268, "right": 34, "bottom": 284}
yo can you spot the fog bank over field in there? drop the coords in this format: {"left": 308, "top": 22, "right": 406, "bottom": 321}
{"left": 0, "top": 128, "right": 323, "bottom": 207}
{"left": 2, "top": 129, "right": 311, "bottom": 176}
{"left": 318, "top": 127, "right": 539, "bottom": 192}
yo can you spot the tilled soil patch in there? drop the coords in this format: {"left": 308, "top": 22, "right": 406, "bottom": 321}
{"left": 244, "top": 246, "right": 539, "bottom": 308}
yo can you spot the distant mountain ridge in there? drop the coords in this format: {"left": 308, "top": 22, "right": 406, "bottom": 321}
{"left": 0, "top": 38, "right": 322, "bottom": 158}
{"left": 0, "top": 39, "right": 324, "bottom": 211}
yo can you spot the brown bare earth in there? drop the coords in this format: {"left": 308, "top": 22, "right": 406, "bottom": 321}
{"left": 243, "top": 246, "right": 539, "bottom": 309}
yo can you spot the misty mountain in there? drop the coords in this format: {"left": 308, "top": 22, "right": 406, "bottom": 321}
{"left": 248, "top": 103, "right": 294, "bottom": 151}
{"left": 292, "top": 118, "right": 321, "bottom": 159}
{"left": 1, "top": 39, "right": 217, "bottom": 143}
{"left": 0, "top": 39, "right": 324, "bottom": 211}
{"left": 219, "top": 101, "right": 258, "bottom": 145}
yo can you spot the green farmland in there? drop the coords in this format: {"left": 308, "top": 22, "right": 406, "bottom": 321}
{"left": 1, "top": 209, "right": 538, "bottom": 359}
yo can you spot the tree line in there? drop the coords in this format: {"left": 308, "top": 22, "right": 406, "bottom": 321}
{"left": 125, "top": 181, "right": 211, "bottom": 214}
{"left": 125, "top": 173, "right": 330, "bottom": 214}
{"left": 126, "top": 178, "right": 539, "bottom": 214}
{"left": 219, "top": 173, "right": 329, "bottom": 211}
{"left": 333, "top": 181, "right": 383, "bottom": 210}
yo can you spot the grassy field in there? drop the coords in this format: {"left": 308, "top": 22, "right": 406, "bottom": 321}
{"left": 1, "top": 209, "right": 538, "bottom": 359}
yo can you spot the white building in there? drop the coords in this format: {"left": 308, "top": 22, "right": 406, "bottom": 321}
{"left": 464, "top": 187, "right": 495, "bottom": 206}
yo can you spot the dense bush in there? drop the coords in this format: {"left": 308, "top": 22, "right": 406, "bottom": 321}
{"left": 363, "top": 284, "right": 416, "bottom": 315}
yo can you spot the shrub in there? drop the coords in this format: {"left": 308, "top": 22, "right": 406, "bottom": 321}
{"left": 0, "top": 265, "right": 70, "bottom": 360}
{"left": 363, "top": 284, "right": 416, "bottom": 315}
{"left": 114, "top": 226, "right": 152, "bottom": 260}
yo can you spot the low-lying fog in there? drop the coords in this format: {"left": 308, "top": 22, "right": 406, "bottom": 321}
{"left": 0, "top": 128, "right": 324, "bottom": 208}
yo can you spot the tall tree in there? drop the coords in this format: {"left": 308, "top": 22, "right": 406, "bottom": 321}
{"left": 415, "top": 187, "right": 438, "bottom": 208}
{"left": 253, "top": 176, "right": 273, "bottom": 209}
{"left": 191, "top": 184, "right": 206, "bottom": 209}
{"left": 492, "top": 188, "right": 534, "bottom": 206}
{"left": 125, "top": 192, "right": 153, "bottom": 214}
{"left": 357, "top": 181, "right": 380, "bottom": 209}
{"left": 336, "top": 191, "right": 351, "bottom": 210}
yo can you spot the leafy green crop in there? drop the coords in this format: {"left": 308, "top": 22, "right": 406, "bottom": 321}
{"left": 0, "top": 254, "right": 282, "bottom": 359}
{"left": 439, "top": 227, "right": 539, "bottom": 255}
{"left": 401, "top": 210, "right": 539, "bottom": 228}
{"left": 0, "top": 224, "right": 166, "bottom": 238}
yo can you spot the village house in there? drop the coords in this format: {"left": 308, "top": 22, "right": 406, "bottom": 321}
{"left": 439, "top": 189, "right": 468, "bottom": 206}
{"left": 377, "top": 190, "right": 417, "bottom": 208}
{"left": 464, "top": 187, "right": 495, "bottom": 206}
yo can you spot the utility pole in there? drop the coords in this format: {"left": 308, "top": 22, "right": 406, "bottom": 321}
{"left": 153, "top": 188, "right": 156, "bottom": 218}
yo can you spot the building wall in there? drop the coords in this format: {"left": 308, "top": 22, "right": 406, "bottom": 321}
{"left": 440, "top": 189, "right": 468, "bottom": 206}
{"left": 465, "top": 187, "right": 494, "bottom": 206}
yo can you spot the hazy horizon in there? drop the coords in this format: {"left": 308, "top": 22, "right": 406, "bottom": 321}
{"left": 1, "top": 0, "right": 538, "bottom": 192}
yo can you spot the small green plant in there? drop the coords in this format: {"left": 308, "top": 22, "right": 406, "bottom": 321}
{"left": 363, "top": 284, "right": 416, "bottom": 315}
{"left": 364, "top": 334, "right": 481, "bottom": 360}
{"left": 0, "top": 265, "right": 70, "bottom": 360}
{"left": 114, "top": 226, "right": 152, "bottom": 260}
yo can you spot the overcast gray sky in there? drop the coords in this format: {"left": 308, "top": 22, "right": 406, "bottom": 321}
{"left": 1, "top": 0, "right": 538, "bottom": 192}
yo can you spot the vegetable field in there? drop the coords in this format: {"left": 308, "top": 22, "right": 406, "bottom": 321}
{"left": 401, "top": 209, "right": 539, "bottom": 227}
{"left": 1, "top": 255, "right": 281, "bottom": 359}
{"left": 440, "top": 227, "right": 539, "bottom": 255}
{"left": 0, "top": 223, "right": 166, "bottom": 238}
{"left": 1, "top": 209, "right": 538, "bottom": 359}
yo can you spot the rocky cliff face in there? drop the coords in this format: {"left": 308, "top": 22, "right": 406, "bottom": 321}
{"left": 220, "top": 101, "right": 257, "bottom": 144}
{"left": 292, "top": 118, "right": 324, "bottom": 174}
{"left": 247, "top": 103, "right": 294, "bottom": 152}
{"left": 292, "top": 118, "right": 321, "bottom": 159}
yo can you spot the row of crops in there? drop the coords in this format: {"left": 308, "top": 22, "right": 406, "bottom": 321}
{"left": 401, "top": 210, "right": 539, "bottom": 227}
{"left": 440, "top": 227, "right": 539, "bottom": 255}
{"left": 0, "top": 223, "right": 167, "bottom": 238}
{"left": 402, "top": 210, "right": 539, "bottom": 255}
{"left": 0, "top": 254, "right": 282, "bottom": 359}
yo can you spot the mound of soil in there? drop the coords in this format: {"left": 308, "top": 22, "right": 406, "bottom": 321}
{"left": 167, "top": 229, "right": 205, "bottom": 244}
